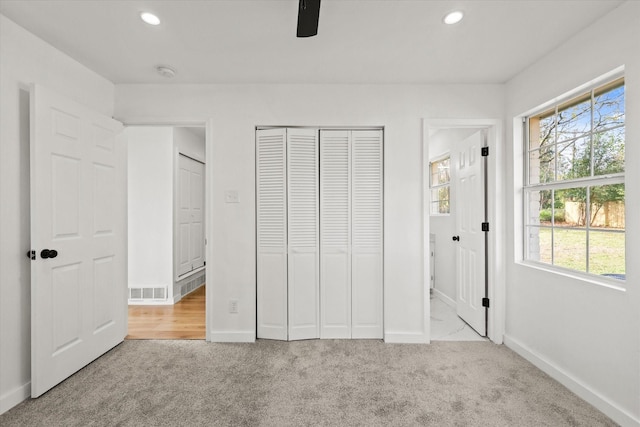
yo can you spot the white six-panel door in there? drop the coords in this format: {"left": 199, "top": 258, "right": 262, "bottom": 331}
{"left": 30, "top": 84, "right": 127, "bottom": 397}
{"left": 177, "top": 154, "right": 205, "bottom": 277}
{"left": 455, "top": 130, "right": 486, "bottom": 335}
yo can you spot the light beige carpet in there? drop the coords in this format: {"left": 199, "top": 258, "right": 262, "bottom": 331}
{"left": 0, "top": 340, "right": 616, "bottom": 426}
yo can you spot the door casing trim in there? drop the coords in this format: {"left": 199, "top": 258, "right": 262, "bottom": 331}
{"left": 422, "top": 118, "right": 504, "bottom": 344}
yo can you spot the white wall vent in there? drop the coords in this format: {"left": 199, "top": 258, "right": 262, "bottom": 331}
{"left": 129, "top": 287, "right": 167, "bottom": 301}
{"left": 180, "top": 272, "right": 206, "bottom": 297}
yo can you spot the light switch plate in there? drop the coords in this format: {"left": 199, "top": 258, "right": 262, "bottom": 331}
{"left": 224, "top": 190, "right": 239, "bottom": 203}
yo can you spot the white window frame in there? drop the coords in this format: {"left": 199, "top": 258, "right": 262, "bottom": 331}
{"left": 523, "top": 74, "right": 625, "bottom": 284}
{"left": 429, "top": 155, "right": 451, "bottom": 215}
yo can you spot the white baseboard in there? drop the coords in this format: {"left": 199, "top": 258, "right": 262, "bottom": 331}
{"left": 176, "top": 266, "right": 205, "bottom": 281}
{"left": 0, "top": 382, "right": 30, "bottom": 415}
{"left": 127, "top": 299, "right": 173, "bottom": 306}
{"left": 432, "top": 289, "right": 456, "bottom": 309}
{"left": 384, "top": 331, "right": 428, "bottom": 344}
{"left": 504, "top": 335, "right": 640, "bottom": 427}
{"left": 209, "top": 330, "right": 255, "bottom": 343}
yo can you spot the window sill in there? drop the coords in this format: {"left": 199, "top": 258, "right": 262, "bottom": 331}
{"left": 516, "top": 260, "right": 626, "bottom": 292}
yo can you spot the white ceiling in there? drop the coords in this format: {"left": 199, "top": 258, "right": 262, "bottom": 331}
{"left": 0, "top": 0, "right": 624, "bottom": 84}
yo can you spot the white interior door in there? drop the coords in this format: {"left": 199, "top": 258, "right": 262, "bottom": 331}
{"left": 30, "top": 84, "right": 127, "bottom": 397}
{"left": 320, "top": 130, "right": 352, "bottom": 338}
{"left": 351, "top": 130, "right": 384, "bottom": 339}
{"left": 256, "top": 128, "right": 288, "bottom": 340}
{"left": 177, "top": 154, "right": 205, "bottom": 277}
{"left": 454, "top": 130, "right": 486, "bottom": 335}
{"left": 287, "top": 128, "right": 320, "bottom": 340}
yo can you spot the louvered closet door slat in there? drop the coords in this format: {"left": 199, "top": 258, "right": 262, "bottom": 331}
{"left": 287, "top": 128, "right": 320, "bottom": 340}
{"left": 352, "top": 130, "right": 383, "bottom": 339}
{"left": 256, "top": 128, "right": 288, "bottom": 340}
{"left": 319, "top": 130, "right": 352, "bottom": 338}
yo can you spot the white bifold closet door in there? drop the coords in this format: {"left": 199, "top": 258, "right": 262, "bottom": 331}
{"left": 256, "top": 128, "right": 319, "bottom": 341}
{"left": 320, "top": 130, "right": 383, "bottom": 339}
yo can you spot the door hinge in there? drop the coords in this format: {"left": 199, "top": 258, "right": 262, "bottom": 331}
{"left": 481, "top": 222, "right": 490, "bottom": 232}
{"left": 481, "top": 146, "right": 489, "bottom": 157}
{"left": 27, "top": 250, "right": 36, "bottom": 260}
{"left": 482, "top": 297, "right": 490, "bottom": 308}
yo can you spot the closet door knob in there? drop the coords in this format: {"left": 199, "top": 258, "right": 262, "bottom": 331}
{"left": 452, "top": 236, "right": 460, "bottom": 242}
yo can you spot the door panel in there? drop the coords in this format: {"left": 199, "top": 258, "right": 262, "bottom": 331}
{"left": 93, "top": 256, "right": 116, "bottom": 331}
{"left": 288, "top": 249, "right": 319, "bottom": 340}
{"left": 257, "top": 249, "right": 288, "bottom": 339}
{"left": 455, "top": 131, "right": 486, "bottom": 335}
{"left": 189, "top": 163, "right": 205, "bottom": 268}
{"left": 256, "top": 128, "right": 288, "bottom": 340}
{"left": 352, "top": 250, "right": 383, "bottom": 338}
{"left": 319, "top": 130, "right": 351, "bottom": 338}
{"left": 320, "top": 251, "right": 351, "bottom": 338}
{"left": 287, "top": 128, "right": 319, "bottom": 340}
{"left": 31, "top": 84, "right": 127, "bottom": 397}
{"left": 351, "top": 130, "right": 383, "bottom": 339}
{"left": 177, "top": 165, "right": 191, "bottom": 275}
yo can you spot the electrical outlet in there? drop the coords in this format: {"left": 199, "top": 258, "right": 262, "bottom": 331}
{"left": 229, "top": 299, "right": 239, "bottom": 314}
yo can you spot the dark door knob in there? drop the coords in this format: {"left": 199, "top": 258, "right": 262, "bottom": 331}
{"left": 452, "top": 236, "right": 460, "bottom": 241}
{"left": 40, "top": 249, "right": 58, "bottom": 259}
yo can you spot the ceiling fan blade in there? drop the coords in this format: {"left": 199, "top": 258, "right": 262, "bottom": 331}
{"left": 297, "top": 0, "right": 321, "bottom": 37}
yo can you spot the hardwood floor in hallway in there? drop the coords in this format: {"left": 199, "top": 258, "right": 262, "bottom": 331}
{"left": 126, "top": 286, "right": 206, "bottom": 340}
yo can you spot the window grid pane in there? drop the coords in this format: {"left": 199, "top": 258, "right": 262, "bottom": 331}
{"left": 430, "top": 157, "right": 450, "bottom": 215}
{"left": 523, "top": 77, "right": 625, "bottom": 281}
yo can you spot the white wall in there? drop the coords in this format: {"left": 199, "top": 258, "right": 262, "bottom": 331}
{"left": 127, "top": 127, "right": 174, "bottom": 295}
{"left": 115, "top": 83, "right": 504, "bottom": 343}
{"left": 0, "top": 15, "right": 115, "bottom": 413}
{"left": 504, "top": 2, "right": 640, "bottom": 425}
{"left": 174, "top": 127, "right": 205, "bottom": 163}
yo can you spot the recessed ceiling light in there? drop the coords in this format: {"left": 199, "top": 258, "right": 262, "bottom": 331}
{"left": 443, "top": 10, "right": 464, "bottom": 25}
{"left": 140, "top": 12, "right": 160, "bottom": 26}
{"left": 156, "top": 65, "right": 176, "bottom": 78}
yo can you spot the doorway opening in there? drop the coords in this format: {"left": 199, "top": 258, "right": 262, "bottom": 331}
{"left": 423, "top": 119, "right": 504, "bottom": 344}
{"left": 125, "top": 125, "right": 207, "bottom": 340}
